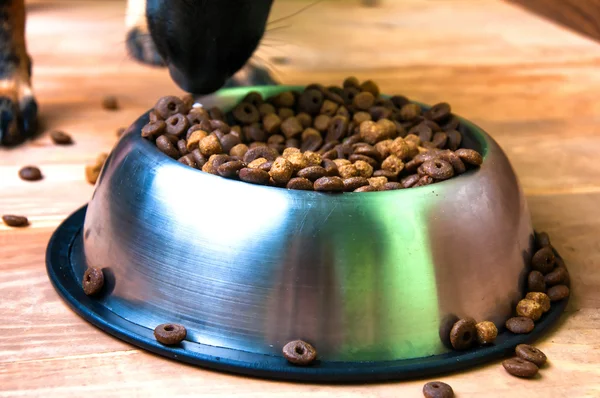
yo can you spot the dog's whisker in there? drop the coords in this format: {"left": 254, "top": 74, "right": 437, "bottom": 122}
{"left": 267, "top": 0, "right": 323, "bottom": 26}
{"left": 251, "top": 54, "right": 283, "bottom": 81}
{"left": 265, "top": 24, "right": 292, "bottom": 33}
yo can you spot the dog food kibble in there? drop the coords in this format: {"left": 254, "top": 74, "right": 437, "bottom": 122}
{"left": 85, "top": 153, "right": 108, "bottom": 185}
{"left": 506, "top": 317, "right": 535, "bottom": 334}
{"left": 527, "top": 270, "right": 546, "bottom": 293}
{"left": 515, "top": 344, "right": 547, "bottom": 367}
{"left": 525, "top": 292, "right": 551, "bottom": 313}
{"left": 154, "top": 323, "right": 187, "bottom": 345}
{"left": 475, "top": 321, "right": 498, "bottom": 345}
{"left": 536, "top": 231, "right": 552, "bottom": 248}
{"left": 101, "top": 95, "right": 119, "bottom": 110}
{"left": 502, "top": 357, "right": 539, "bottom": 378}
{"left": 449, "top": 318, "right": 477, "bottom": 350}
{"left": 516, "top": 299, "right": 544, "bottom": 321}
{"left": 2, "top": 215, "right": 29, "bottom": 227}
{"left": 422, "top": 381, "right": 454, "bottom": 398}
{"left": 547, "top": 284, "right": 570, "bottom": 301}
{"left": 116, "top": 127, "right": 126, "bottom": 137}
{"left": 531, "top": 246, "right": 555, "bottom": 274}
{"left": 19, "top": 166, "right": 43, "bottom": 181}
{"left": 82, "top": 267, "right": 104, "bottom": 296}
{"left": 282, "top": 340, "right": 317, "bottom": 365}
{"left": 50, "top": 130, "right": 73, "bottom": 145}
{"left": 141, "top": 79, "right": 483, "bottom": 192}
{"left": 545, "top": 265, "right": 569, "bottom": 286}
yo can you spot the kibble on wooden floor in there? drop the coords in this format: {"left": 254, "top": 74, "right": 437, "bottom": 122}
{"left": 140, "top": 78, "right": 484, "bottom": 192}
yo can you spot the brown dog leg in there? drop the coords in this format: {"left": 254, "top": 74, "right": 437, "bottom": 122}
{"left": 0, "top": 0, "right": 37, "bottom": 146}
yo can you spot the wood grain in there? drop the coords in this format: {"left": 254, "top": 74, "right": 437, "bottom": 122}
{"left": 2, "top": 0, "right": 600, "bottom": 396}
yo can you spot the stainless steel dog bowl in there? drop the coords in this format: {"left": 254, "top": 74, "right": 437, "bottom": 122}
{"left": 47, "top": 86, "right": 567, "bottom": 381}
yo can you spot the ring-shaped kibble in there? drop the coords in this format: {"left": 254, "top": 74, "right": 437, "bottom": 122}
{"left": 326, "top": 116, "right": 349, "bottom": 143}
{"left": 449, "top": 318, "right": 477, "bottom": 350}
{"left": 208, "top": 106, "right": 225, "bottom": 121}
{"left": 154, "top": 95, "right": 186, "bottom": 119}
{"left": 219, "top": 134, "right": 242, "bottom": 154}
{"left": 455, "top": 148, "right": 483, "bottom": 166}
{"left": 423, "top": 381, "right": 454, "bottom": 398}
{"left": 502, "top": 358, "right": 539, "bottom": 378}
{"left": 342, "top": 176, "right": 369, "bottom": 191}
{"left": 2, "top": 214, "right": 29, "bottom": 227}
{"left": 297, "top": 166, "right": 328, "bottom": 181}
{"left": 301, "top": 130, "right": 323, "bottom": 152}
{"left": 547, "top": 284, "right": 570, "bottom": 301}
{"left": 314, "top": 176, "right": 345, "bottom": 192}
{"left": 82, "top": 267, "right": 104, "bottom": 296}
{"left": 165, "top": 114, "right": 190, "bottom": 137}
{"left": 282, "top": 340, "right": 317, "bottom": 365}
{"left": 438, "top": 150, "right": 466, "bottom": 174}
{"left": 401, "top": 174, "right": 420, "bottom": 188}
{"left": 421, "top": 159, "right": 454, "bottom": 180}
{"left": 298, "top": 89, "right": 324, "bottom": 115}
{"left": 432, "top": 132, "right": 448, "bottom": 148}
{"left": 409, "top": 123, "right": 433, "bottom": 142}
{"left": 354, "top": 185, "right": 378, "bottom": 192}
{"left": 341, "top": 87, "right": 360, "bottom": 106}
{"left": 373, "top": 169, "right": 398, "bottom": 181}
{"left": 527, "top": 270, "right": 546, "bottom": 293}
{"left": 382, "top": 182, "right": 403, "bottom": 190}
{"left": 324, "top": 90, "right": 345, "bottom": 105}
{"left": 531, "top": 246, "right": 556, "bottom": 274}
{"left": 217, "top": 160, "right": 246, "bottom": 178}
{"left": 353, "top": 144, "right": 381, "bottom": 161}
{"left": 177, "top": 139, "right": 188, "bottom": 156}
{"left": 505, "top": 316, "right": 535, "bottom": 334}
{"left": 349, "top": 154, "right": 379, "bottom": 169}
{"left": 242, "top": 91, "right": 264, "bottom": 108}
{"left": 446, "top": 130, "right": 462, "bottom": 151}
{"left": 441, "top": 115, "right": 460, "bottom": 131}
{"left": 155, "top": 135, "right": 180, "bottom": 159}
{"left": 239, "top": 168, "right": 270, "bottom": 185}
{"left": 425, "top": 102, "right": 451, "bottom": 122}
{"left": 19, "top": 166, "right": 43, "bottom": 181}
{"left": 178, "top": 155, "right": 197, "bottom": 168}
{"left": 343, "top": 76, "right": 360, "bottom": 89}
{"left": 232, "top": 102, "right": 260, "bottom": 124}
{"left": 210, "top": 119, "right": 231, "bottom": 135}
{"left": 545, "top": 266, "right": 569, "bottom": 286}
{"left": 515, "top": 344, "right": 547, "bottom": 367}
{"left": 286, "top": 177, "right": 314, "bottom": 191}
{"left": 242, "top": 146, "right": 279, "bottom": 163}
{"left": 154, "top": 323, "right": 187, "bottom": 345}
{"left": 536, "top": 231, "right": 552, "bottom": 248}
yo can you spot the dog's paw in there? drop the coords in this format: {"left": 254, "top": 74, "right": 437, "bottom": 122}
{"left": 224, "top": 62, "right": 279, "bottom": 88}
{"left": 126, "top": 27, "right": 165, "bottom": 67}
{"left": 0, "top": 82, "right": 38, "bottom": 146}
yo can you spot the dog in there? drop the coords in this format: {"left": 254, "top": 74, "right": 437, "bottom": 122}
{"left": 0, "top": 0, "right": 277, "bottom": 146}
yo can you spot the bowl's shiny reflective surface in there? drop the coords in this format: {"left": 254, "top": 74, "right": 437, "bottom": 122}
{"left": 78, "top": 86, "right": 533, "bottom": 362}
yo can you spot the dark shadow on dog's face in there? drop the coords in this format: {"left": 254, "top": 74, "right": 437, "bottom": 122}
{"left": 147, "top": 0, "right": 274, "bottom": 94}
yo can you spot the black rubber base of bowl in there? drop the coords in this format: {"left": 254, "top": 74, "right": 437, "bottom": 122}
{"left": 46, "top": 205, "right": 568, "bottom": 383}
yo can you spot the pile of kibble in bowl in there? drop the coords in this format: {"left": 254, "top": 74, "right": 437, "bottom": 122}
{"left": 141, "top": 77, "right": 483, "bottom": 192}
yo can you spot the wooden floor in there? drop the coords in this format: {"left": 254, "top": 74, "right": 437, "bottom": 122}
{"left": 1, "top": 0, "right": 600, "bottom": 396}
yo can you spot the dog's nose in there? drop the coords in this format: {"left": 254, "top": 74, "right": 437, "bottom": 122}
{"left": 168, "top": 64, "right": 226, "bottom": 95}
